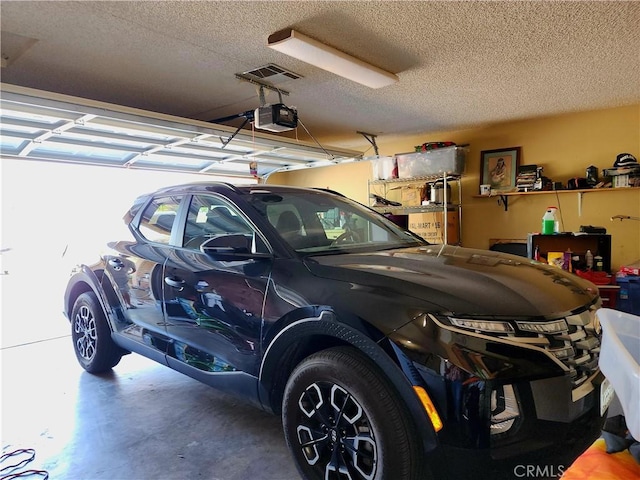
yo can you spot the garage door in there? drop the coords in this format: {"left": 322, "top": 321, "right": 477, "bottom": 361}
{"left": 0, "top": 83, "right": 362, "bottom": 179}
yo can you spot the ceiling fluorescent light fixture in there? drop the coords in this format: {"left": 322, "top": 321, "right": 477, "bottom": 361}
{"left": 268, "top": 29, "right": 398, "bottom": 89}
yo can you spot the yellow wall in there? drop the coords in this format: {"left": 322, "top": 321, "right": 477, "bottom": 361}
{"left": 269, "top": 105, "right": 640, "bottom": 270}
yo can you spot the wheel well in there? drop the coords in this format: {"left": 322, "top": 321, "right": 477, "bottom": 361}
{"left": 264, "top": 327, "right": 403, "bottom": 415}
{"left": 66, "top": 269, "right": 106, "bottom": 320}
{"left": 267, "top": 334, "right": 350, "bottom": 415}
{"left": 67, "top": 281, "right": 93, "bottom": 319}
{"left": 67, "top": 272, "right": 130, "bottom": 357}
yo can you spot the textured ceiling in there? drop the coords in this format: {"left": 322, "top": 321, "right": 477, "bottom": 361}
{"left": 1, "top": 1, "right": 639, "bottom": 153}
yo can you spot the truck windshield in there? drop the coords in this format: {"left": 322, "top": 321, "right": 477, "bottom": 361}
{"left": 246, "top": 189, "right": 425, "bottom": 253}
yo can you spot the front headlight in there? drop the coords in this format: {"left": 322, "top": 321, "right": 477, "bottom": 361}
{"left": 516, "top": 319, "right": 568, "bottom": 334}
{"left": 490, "top": 384, "right": 521, "bottom": 435}
{"left": 449, "top": 317, "right": 514, "bottom": 334}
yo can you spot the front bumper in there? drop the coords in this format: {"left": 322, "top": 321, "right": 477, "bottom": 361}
{"left": 439, "top": 405, "right": 605, "bottom": 479}
{"left": 425, "top": 370, "right": 608, "bottom": 480}
{"left": 390, "top": 307, "right": 606, "bottom": 478}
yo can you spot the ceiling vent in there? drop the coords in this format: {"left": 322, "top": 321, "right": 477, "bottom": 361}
{"left": 241, "top": 64, "right": 302, "bottom": 84}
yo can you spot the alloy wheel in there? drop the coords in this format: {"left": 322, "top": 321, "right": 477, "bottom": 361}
{"left": 74, "top": 304, "right": 97, "bottom": 361}
{"left": 296, "top": 381, "right": 377, "bottom": 480}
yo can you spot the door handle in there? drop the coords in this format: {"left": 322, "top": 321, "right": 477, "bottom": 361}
{"left": 164, "top": 276, "right": 186, "bottom": 290}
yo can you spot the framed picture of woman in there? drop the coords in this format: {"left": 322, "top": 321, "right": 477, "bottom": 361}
{"left": 480, "top": 147, "right": 521, "bottom": 191}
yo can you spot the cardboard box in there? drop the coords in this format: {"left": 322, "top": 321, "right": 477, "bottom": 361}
{"left": 408, "top": 211, "right": 459, "bottom": 244}
{"left": 401, "top": 186, "right": 424, "bottom": 207}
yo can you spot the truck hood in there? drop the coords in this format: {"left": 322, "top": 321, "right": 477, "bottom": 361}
{"left": 304, "top": 245, "right": 598, "bottom": 319}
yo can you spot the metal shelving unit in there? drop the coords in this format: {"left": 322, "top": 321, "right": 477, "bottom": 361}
{"left": 368, "top": 172, "right": 462, "bottom": 244}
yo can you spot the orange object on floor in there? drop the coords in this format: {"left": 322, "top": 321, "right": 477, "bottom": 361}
{"left": 562, "top": 438, "right": 640, "bottom": 479}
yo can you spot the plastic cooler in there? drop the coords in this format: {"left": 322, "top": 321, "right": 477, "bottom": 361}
{"left": 597, "top": 308, "right": 640, "bottom": 439}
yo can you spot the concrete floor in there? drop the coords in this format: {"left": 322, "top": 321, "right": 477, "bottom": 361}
{"left": 0, "top": 247, "right": 299, "bottom": 479}
{"left": 1, "top": 333, "right": 299, "bottom": 479}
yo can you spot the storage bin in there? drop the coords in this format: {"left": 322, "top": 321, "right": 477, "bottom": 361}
{"left": 616, "top": 276, "right": 640, "bottom": 315}
{"left": 396, "top": 146, "right": 467, "bottom": 178}
{"left": 370, "top": 156, "right": 397, "bottom": 180}
{"left": 597, "top": 308, "right": 640, "bottom": 439}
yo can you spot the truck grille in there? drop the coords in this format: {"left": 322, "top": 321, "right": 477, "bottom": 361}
{"left": 506, "top": 307, "right": 601, "bottom": 388}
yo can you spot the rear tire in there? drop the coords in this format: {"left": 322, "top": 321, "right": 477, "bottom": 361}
{"left": 282, "top": 346, "right": 427, "bottom": 480}
{"left": 71, "top": 292, "right": 122, "bottom": 373}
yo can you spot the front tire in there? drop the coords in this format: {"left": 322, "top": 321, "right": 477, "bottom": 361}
{"left": 71, "top": 291, "right": 122, "bottom": 373}
{"left": 282, "top": 346, "right": 427, "bottom": 480}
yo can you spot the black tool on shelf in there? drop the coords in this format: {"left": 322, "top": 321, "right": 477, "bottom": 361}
{"left": 369, "top": 194, "right": 402, "bottom": 207}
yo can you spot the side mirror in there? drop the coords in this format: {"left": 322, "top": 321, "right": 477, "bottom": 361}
{"left": 200, "top": 234, "right": 271, "bottom": 259}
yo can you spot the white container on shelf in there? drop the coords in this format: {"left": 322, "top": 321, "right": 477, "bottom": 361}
{"left": 597, "top": 308, "right": 640, "bottom": 439}
{"left": 369, "top": 156, "right": 397, "bottom": 180}
{"left": 395, "top": 146, "right": 467, "bottom": 178}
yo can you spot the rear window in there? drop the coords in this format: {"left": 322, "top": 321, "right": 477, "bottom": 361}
{"left": 137, "top": 196, "right": 182, "bottom": 244}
